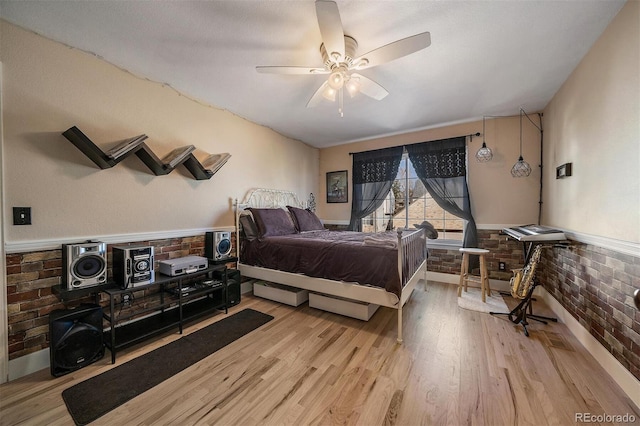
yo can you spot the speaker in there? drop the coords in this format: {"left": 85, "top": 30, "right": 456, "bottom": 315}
{"left": 206, "top": 231, "right": 232, "bottom": 260}
{"left": 49, "top": 304, "right": 105, "bottom": 377}
{"left": 214, "top": 269, "right": 241, "bottom": 307}
{"left": 113, "top": 245, "right": 155, "bottom": 289}
{"left": 62, "top": 242, "right": 107, "bottom": 290}
{"left": 226, "top": 269, "right": 241, "bottom": 307}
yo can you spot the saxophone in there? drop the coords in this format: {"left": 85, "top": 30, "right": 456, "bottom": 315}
{"left": 510, "top": 244, "right": 543, "bottom": 299}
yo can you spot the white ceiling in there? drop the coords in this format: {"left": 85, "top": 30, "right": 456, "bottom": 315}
{"left": 0, "top": 0, "right": 625, "bottom": 148}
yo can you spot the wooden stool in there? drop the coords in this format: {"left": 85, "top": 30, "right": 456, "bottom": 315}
{"left": 458, "top": 248, "right": 491, "bottom": 302}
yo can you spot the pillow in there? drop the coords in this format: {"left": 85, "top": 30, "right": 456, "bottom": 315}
{"left": 287, "top": 206, "right": 324, "bottom": 232}
{"left": 239, "top": 213, "right": 259, "bottom": 240}
{"left": 248, "top": 207, "right": 297, "bottom": 237}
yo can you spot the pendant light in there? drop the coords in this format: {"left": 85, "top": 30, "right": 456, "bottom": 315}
{"left": 476, "top": 116, "right": 493, "bottom": 162}
{"left": 511, "top": 108, "right": 532, "bottom": 178}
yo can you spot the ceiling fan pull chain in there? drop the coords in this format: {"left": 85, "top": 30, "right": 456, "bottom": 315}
{"left": 339, "top": 87, "right": 344, "bottom": 117}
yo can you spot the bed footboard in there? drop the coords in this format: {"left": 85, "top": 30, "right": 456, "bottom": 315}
{"left": 396, "top": 227, "right": 427, "bottom": 343}
{"left": 397, "top": 227, "right": 427, "bottom": 288}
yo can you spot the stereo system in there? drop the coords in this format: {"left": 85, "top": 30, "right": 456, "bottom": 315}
{"left": 49, "top": 304, "right": 105, "bottom": 377}
{"left": 205, "top": 231, "right": 232, "bottom": 260}
{"left": 62, "top": 242, "right": 107, "bottom": 290}
{"left": 62, "top": 234, "right": 234, "bottom": 292}
{"left": 113, "top": 245, "right": 154, "bottom": 289}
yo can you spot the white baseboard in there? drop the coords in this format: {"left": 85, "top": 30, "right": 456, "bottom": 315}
{"left": 8, "top": 348, "right": 49, "bottom": 381}
{"left": 426, "top": 271, "right": 510, "bottom": 292}
{"left": 538, "top": 287, "right": 640, "bottom": 410}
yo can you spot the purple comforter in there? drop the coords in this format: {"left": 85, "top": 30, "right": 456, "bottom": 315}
{"left": 241, "top": 230, "right": 404, "bottom": 297}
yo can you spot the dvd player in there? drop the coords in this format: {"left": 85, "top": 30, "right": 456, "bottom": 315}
{"left": 159, "top": 256, "right": 208, "bottom": 276}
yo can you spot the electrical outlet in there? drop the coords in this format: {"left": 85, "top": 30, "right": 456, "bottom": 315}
{"left": 499, "top": 262, "right": 506, "bottom": 271}
{"left": 13, "top": 207, "right": 31, "bottom": 225}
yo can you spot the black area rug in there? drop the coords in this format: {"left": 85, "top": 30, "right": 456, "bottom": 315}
{"left": 62, "top": 308, "right": 273, "bottom": 425}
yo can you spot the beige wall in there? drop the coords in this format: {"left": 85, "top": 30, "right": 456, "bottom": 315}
{"left": 319, "top": 1, "right": 639, "bottom": 242}
{"left": 542, "top": 1, "right": 639, "bottom": 244}
{"left": 0, "top": 22, "right": 319, "bottom": 245}
{"left": 318, "top": 117, "right": 542, "bottom": 228}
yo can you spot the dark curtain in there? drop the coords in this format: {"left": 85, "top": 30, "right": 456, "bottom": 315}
{"left": 348, "top": 146, "right": 404, "bottom": 231}
{"left": 405, "top": 136, "right": 479, "bottom": 268}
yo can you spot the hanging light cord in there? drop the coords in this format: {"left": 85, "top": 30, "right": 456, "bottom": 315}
{"left": 537, "top": 112, "right": 544, "bottom": 224}
{"left": 519, "top": 107, "right": 544, "bottom": 222}
{"left": 483, "top": 116, "right": 486, "bottom": 144}
{"left": 519, "top": 109, "right": 523, "bottom": 159}
{"left": 520, "top": 107, "right": 543, "bottom": 132}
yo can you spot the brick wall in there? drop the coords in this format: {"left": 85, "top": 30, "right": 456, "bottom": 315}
{"left": 537, "top": 243, "right": 640, "bottom": 380}
{"left": 5, "top": 233, "right": 236, "bottom": 361}
{"left": 426, "top": 229, "right": 525, "bottom": 281}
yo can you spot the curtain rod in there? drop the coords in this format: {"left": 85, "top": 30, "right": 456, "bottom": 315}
{"left": 348, "top": 133, "right": 480, "bottom": 155}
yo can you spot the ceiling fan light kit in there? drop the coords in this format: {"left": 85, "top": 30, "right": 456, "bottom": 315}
{"left": 256, "top": 0, "right": 431, "bottom": 117}
{"left": 328, "top": 70, "right": 344, "bottom": 90}
{"left": 321, "top": 82, "right": 336, "bottom": 101}
{"left": 345, "top": 76, "right": 360, "bottom": 97}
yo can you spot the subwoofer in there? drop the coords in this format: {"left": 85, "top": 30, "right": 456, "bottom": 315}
{"left": 62, "top": 242, "right": 107, "bottom": 290}
{"left": 205, "top": 231, "right": 232, "bottom": 261}
{"left": 226, "top": 269, "right": 241, "bottom": 307}
{"left": 113, "top": 245, "right": 155, "bottom": 289}
{"left": 49, "top": 304, "right": 105, "bottom": 377}
{"left": 213, "top": 269, "right": 241, "bottom": 307}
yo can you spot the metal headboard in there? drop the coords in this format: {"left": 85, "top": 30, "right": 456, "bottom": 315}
{"left": 234, "top": 189, "right": 305, "bottom": 263}
{"left": 237, "top": 188, "right": 305, "bottom": 210}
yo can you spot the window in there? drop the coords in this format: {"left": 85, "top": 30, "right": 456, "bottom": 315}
{"left": 362, "top": 151, "right": 464, "bottom": 241}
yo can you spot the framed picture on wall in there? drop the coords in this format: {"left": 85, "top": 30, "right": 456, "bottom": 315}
{"left": 327, "top": 170, "right": 348, "bottom": 203}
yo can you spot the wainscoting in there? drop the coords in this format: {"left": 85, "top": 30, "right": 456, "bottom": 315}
{"left": 427, "top": 229, "right": 524, "bottom": 281}
{"left": 4, "top": 227, "right": 639, "bottom": 393}
{"left": 538, "top": 242, "right": 640, "bottom": 380}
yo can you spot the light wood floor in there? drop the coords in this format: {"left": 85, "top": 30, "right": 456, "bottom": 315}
{"left": 1, "top": 281, "right": 638, "bottom": 425}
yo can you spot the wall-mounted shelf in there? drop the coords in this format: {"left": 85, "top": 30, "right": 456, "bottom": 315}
{"left": 62, "top": 126, "right": 230, "bottom": 180}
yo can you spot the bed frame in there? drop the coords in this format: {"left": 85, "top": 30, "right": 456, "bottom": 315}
{"left": 234, "top": 188, "right": 427, "bottom": 343}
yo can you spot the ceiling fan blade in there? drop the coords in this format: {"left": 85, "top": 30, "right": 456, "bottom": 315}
{"left": 306, "top": 81, "right": 330, "bottom": 108}
{"left": 353, "top": 32, "right": 431, "bottom": 70}
{"left": 351, "top": 73, "right": 389, "bottom": 100}
{"left": 256, "top": 66, "right": 328, "bottom": 75}
{"left": 315, "top": 0, "right": 345, "bottom": 63}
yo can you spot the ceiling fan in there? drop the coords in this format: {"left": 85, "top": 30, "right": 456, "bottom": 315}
{"left": 256, "top": 0, "right": 431, "bottom": 117}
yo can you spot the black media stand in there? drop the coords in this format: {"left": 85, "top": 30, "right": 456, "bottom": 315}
{"left": 102, "top": 264, "right": 228, "bottom": 363}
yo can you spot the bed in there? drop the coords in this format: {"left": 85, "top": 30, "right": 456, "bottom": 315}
{"left": 234, "top": 188, "right": 427, "bottom": 343}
